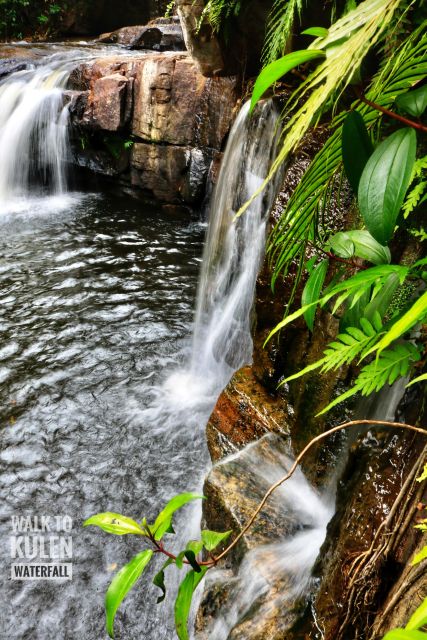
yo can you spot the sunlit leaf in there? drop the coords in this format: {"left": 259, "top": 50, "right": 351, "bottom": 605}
{"left": 302, "top": 27, "right": 329, "bottom": 37}
{"left": 83, "top": 513, "right": 146, "bottom": 536}
{"left": 151, "top": 493, "right": 204, "bottom": 541}
{"left": 411, "top": 546, "right": 427, "bottom": 566}
{"left": 106, "top": 549, "right": 153, "bottom": 638}
{"left": 175, "top": 567, "right": 208, "bottom": 640}
{"left": 201, "top": 530, "right": 232, "bottom": 552}
{"left": 406, "top": 597, "right": 427, "bottom": 631}
{"left": 383, "top": 630, "right": 427, "bottom": 639}
{"left": 407, "top": 373, "right": 427, "bottom": 388}
{"left": 250, "top": 49, "right": 325, "bottom": 112}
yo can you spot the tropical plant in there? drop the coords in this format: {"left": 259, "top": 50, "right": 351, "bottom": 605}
{"left": 84, "top": 493, "right": 231, "bottom": 639}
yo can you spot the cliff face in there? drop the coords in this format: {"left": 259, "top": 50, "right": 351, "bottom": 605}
{"left": 66, "top": 47, "right": 240, "bottom": 213}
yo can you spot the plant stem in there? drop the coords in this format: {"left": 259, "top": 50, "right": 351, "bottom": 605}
{"left": 356, "top": 91, "right": 427, "bottom": 133}
{"left": 213, "top": 419, "right": 427, "bottom": 563}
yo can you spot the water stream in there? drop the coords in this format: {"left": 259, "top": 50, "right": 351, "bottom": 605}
{"left": 0, "top": 47, "right": 282, "bottom": 640}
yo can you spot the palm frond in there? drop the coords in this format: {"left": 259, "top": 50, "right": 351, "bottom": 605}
{"left": 268, "top": 23, "right": 427, "bottom": 289}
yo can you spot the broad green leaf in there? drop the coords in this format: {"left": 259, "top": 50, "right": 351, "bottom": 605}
{"left": 186, "top": 540, "right": 204, "bottom": 556}
{"left": 411, "top": 546, "right": 427, "bottom": 566}
{"left": 301, "top": 259, "right": 329, "bottom": 331}
{"left": 83, "top": 513, "right": 146, "bottom": 536}
{"left": 358, "top": 128, "right": 417, "bottom": 245}
{"left": 250, "top": 50, "right": 325, "bottom": 113}
{"left": 365, "top": 290, "right": 427, "bottom": 356}
{"left": 106, "top": 549, "right": 153, "bottom": 638}
{"left": 406, "top": 597, "right": 427, "bottom": 631}
{"left": 407, "top": 373, "right": 427, "bottom": 388}
{"left": 396, "top": 85, "right": 427, "bottom": 118}
{"left": 383, "top": 631, "right": 427, "bottom": 640}
{"left": 153, "top": 558, "right": 173, "bottom": 604}
{"left": 151, "top": 493, "right": 204, "bottom": 541}
{"left": 175, "top": 567, "right": 208, "bottom": 640}
{"left": 201, "top": 530, "right": 232, "bottom": 552}
{"left": 302, "top": 27, "right": 329, "bottom": 37}
{"left": 345, "top": 230, "right": 390, "bottom": 265}
{"left": 342, "top": 111, "right": 373, "bottom": 193}
{"left": 329, "top": 232, "right": 355, "bottom": 259}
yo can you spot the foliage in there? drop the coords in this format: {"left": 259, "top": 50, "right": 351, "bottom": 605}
{"left": 199, "top": 0, "right": 243, "bottom": 33}
{"left": 84, "top": 494, "right": 231, "bottom": 639}
{"left": 0, "top": 0, "right": 69, "bottom": 39}
{"left": 262, "top": 0, "right": 304, "bottom": 65}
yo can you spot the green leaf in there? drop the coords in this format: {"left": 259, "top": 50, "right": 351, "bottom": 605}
{"left": 383, "top": 631, "right": 427, "bottom": 640}
{"left": 364, "top": 273, "right": 401, "bottom": 322}
{"left": 407, "top": 373, "right": 427, "bottom": 388}
{"left": 365, "top": 290, "right": 427, "bottom": 356}
{"left": 345, "top": 230, "right": 390, "bottom": 265}
{"left": 302, "top": 27, "right": 329, "bottom": 37}
{"left": 301, "top": 259, "right": 329, "bottom": 331}
{"left": 83, "top": 513, "right": 146, "bottom": 536}
{"left": 106, "top": 549, "right": 153, "bottom": 638}
{"left": 411, "top": 546, "right": 427, "bottom": 566}
{"left": 396, "top": 85, "right": 427, "bottom": 118}
{"left": 250, "top": 50, "right": 325, "bottom": 112}
{"left": 406, "top": 597, "right": 427, "bottom": 631}
{"left": 342, "top": 111, "right": 373, "bottom": 193}
{"left": 417, "top": 464, "right": 427, "bottom": 482}
{"left": 153, "top": 558, "right": 173, "bottom": 604}
{"left": 175, "top": 568, "right": 208, "bottom": 640}
{"left": 201, "top": 530, "right": 232, "bottom": 552}
{"left": 151, "top": 493, "right": 204, "bottom": 541}
{"left": 329, "top": 232, "right": 355, "bottom": 259}
{"left": 358, "top": 128, "right": 417, "bottom": 244}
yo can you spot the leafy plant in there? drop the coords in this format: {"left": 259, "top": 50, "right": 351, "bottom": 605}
{"left": 84, "top": 494, "right": 231, "bottom": 639}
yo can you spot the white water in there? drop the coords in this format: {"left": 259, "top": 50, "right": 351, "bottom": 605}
{"left": 0, "top": 44, "right": 129, "bottom": 217}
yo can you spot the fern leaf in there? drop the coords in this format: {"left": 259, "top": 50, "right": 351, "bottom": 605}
{"left": 262, "top": 0, "right": 304, "bottom": 65}
{"left": 403, "top": 180, "right": 427, "bottom": 218}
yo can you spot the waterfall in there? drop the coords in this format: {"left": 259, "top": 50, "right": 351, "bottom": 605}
{"left": 0, "top": 60, "right": 72, "bottom": 214}
{"left": 190, "top": 100, "right": 280, "bottom": 387}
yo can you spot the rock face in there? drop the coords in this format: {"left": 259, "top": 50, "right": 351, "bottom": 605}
{"left": 98, "top": 17, "right": 185, "bottom": 52}
{"left": 206, "top": 366, "right": 291, "bottom": 462}
{"left": 67, "top": 52, "right": 239, "bottom": 208}
{"left": 176, "top": 0, "right": 225, "bottom": 76}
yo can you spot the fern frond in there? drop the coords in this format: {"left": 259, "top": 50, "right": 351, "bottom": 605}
{"left": 318, "top": 341, "right": 421, "bottom": 414}
{"left": 268, "top": 24, "right": 427, "bottom": 288}
{"left": 281, "top": 315, "right": 383, "bottom": 386}
{"left": 403, "top": 180, "right": 427, "bottom": 218}
{"left": 262, "top": 0, "right": 304, "bottom": 66}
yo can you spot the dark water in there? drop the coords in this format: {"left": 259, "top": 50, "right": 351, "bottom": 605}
{"left": 0, "top": 191, "right": 208, "bottom": 639}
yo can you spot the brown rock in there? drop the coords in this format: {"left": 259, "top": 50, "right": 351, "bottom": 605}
{"left": 130, "top": 142, "right": 212, "bottom": 205}
{"left": 90, "top": 73, "right": 129, "bottom": 131}
{"left": 176, "top": 0, "right": 225, "bottom": 76}
{"left": 132, "top": 54, "right": 238, "bottom": 149}
{"left": 206, "top": 366, "right": 291, "bottom": 462}
{"left": 203, "top": 433, "right": 295, "bottom": 565}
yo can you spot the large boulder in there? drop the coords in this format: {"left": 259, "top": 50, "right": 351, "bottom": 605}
{"left": 131, "top": 53, "right": 238, "bottom": 149}
{"left": 98, "top": 18, "right": 185, "bottom": 52}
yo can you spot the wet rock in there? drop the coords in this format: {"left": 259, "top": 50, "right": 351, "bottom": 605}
{"left": 97, "top": 18, "right": 185, "bottom": 51}
{"left": 203, "top": 433, "right": 296, "bottom": 565}
{"left": 132, "top": 54, "right": 238, "bottom": 149}
{"left": 310, "top": 431, "right": 426, "bottom": 639}
{"left": 206, "top": 366, "right": 291, "bottom": 462}
{"left": 90, "top": 73, "right": 129, "bottom": 131}
{"left": 130, "top": 143, "right": 213, "bottom": 205}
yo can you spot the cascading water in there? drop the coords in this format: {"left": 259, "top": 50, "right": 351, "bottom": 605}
{"left": 0, "top": 44, "right": 127, "bottom": 216}
{"left": 0, "top": 88, "right": 283, "bottom": 640}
